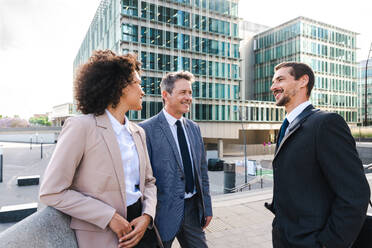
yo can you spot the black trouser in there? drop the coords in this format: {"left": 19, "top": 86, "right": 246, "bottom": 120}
{"left": 127, "top": 199, "right": 158, "bottom": 248}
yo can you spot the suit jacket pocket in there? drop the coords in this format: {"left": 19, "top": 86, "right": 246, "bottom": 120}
{"left": 73, "top": 170, "right": 118, "bottom": 194}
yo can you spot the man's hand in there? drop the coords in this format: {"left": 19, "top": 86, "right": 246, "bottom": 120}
{"left": 203, "top": 216, "right": 212, "bottom": 229}
{"left": 118, "top": 214, "right": 151, "bottom": 248}
{"left": 109, "top": 213, "right": 132, "bottom": 239}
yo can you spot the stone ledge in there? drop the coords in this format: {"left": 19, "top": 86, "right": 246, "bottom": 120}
{"left": 0, "top": 207, "right": 78, "bottom": 248}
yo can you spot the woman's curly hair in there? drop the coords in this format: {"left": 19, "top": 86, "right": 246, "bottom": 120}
{"left": 75, "top": 50, "right": 141, "bottom": 115}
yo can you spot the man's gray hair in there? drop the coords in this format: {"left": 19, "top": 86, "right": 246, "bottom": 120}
{"left": 160, "top": 71, "right": 195, "bottom": 94}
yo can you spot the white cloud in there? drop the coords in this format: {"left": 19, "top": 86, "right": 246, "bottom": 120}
{"left": 0, "top": 0, "right": 101, "bottom": 119}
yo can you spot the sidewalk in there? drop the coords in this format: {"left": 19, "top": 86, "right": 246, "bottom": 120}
{"left": 173, "top": 172, "right": 372, "bottom": 248}
{"left": 172, "top": 189, "right": 274, "bottom": 248}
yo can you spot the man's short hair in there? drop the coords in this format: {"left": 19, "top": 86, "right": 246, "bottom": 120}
{"left": 160, "top": 71, "right": 195, "bottom": 94}
{"left": 275, "top": 62, "right": 315, "bottom": 97}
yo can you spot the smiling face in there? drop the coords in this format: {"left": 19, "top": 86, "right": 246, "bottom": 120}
{"left": 271, "top": 67, "right": 304, "bottom": 108}
{"left": 162, "top": 78, "right": 192, "bottom": 119}
{"left": 121, "top": 71, "right": 144, "bottom": 111}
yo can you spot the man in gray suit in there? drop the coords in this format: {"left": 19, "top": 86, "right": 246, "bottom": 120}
{"left": 139, "top": 71, "right": 212, "bottom": 248}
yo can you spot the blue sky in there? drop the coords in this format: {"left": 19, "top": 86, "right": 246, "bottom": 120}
{"left": 0, "top": 0, "right": 371, "bottom": 118}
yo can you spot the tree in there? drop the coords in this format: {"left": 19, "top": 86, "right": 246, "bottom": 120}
{"left": 29, "top": 116, "right": 51, "bottom": 126}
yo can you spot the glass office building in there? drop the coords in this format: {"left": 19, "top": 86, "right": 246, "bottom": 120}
{"left": 253, "top": 16, "right": 358, "bottom": 123}
{"left": 358, "top": 59, "right": 372, "bottom": 124}
{"left": 73, "top": 0, "right": 249, "bottom": 122}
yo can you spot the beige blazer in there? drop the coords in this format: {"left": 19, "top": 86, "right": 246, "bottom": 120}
{"left": 39, "top": 113, "right": 157, "bottom": 248}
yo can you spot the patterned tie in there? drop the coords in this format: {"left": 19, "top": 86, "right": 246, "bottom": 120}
{"left": 277, "top": 118, "right": 289, "bottom": 146}
{"left": 175, "top": 120, "right": 194, "bottom": 194}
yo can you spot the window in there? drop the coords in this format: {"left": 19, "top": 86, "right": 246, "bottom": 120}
{"left": 141, "top": 27, "right": 147, "bottom": 44}
{"left": 157, "top": 6, "right": 164, "bottom": 22}
{"left": 182, "top": 57, "right": 190, "bottom": 71}
{"left": 149, "top": 4, "right": 155, "bottom": 20}
{"left": 201, "top": 16, "right": 207, "bottom": 31}
{"left": 202, "top": 38, "right": 208, "bottom": 53}
{"left": 233, "top": 23, "right": 238, "bottom": 37}
{"left": 202, "top": 82, "right": 206, "bottom": 98}
{"left": 232, "top": 64, "right": 239, "bottom": 79}
{"left": 193, "top": 14, "right": 200, "bottom": 29}
{"left": 193, "top": 81, "right": 200, "bottom": 97}
{"left": 233, "top": 44, "right": 239, "bottom": 58}
{"left": 149, "top": 53, "right": 155, "bottom": 69}
{"left": 193, "top": 36, "right": 200, "bottom": 52}
{"left": 122, "top": 24, "right": 138, "bottom": 42}
{"left": 157, "top": 54, "right": 164, "bottom": 70}
{"left": 122, "top": 0, "right": 138, "bottom": 16}
{"left": 166, "top": 31, "right": 171, "bottom": 48}
{"left": 192, "top": 59, "right": 199, "bottom": 75}
{"left": 165, "top": 55, "right": 171, "bottom": 71}
{"left": 141, "top": 2, "right": 147, "bottom": 18}
{"left": 141, "top": 52, "right": 147, "bottom": 69}
{"left": 149, "top": 28, "right": 155, "bottom": 44}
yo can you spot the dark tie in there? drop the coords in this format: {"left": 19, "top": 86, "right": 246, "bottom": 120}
{"left": 176, "top": 120, "right": 194, "bottom": 194}
{"left": 277, "top": 118, "right": 289, "bottom": 146}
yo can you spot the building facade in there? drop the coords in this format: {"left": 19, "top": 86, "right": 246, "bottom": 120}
{"left": 358, "top": 59, "right": 372, "bottom": 125}
{"left": 74, "top": 0, "right": 243, "bottom": 122}
{"left": 253, "top": 16, "right": 358, "bottom": 124}
{"left": 49, "top": 103, "right": 76, "bottom": 127}
{"left": 73, "top": 0, "right": 288, "bottom": 155}
{"left": 239, "top": 21, "right": 269, "bottom": 101}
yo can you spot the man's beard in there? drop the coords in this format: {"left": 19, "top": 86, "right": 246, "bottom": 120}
{"left": 276, "top": 94, "right": 290, "bottom": 106}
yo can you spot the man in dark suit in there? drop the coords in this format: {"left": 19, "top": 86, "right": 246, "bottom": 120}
{"left": 139, "top": 71, "right": 212, "bottom": 248}
{"left": 266, "top": 62, "right": 370, "bottom": 248}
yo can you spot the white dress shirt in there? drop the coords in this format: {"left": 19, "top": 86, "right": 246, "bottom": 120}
{"left": 163, "top": 109, "right": 196, "bottom": 198}
{"left": 285, "top": 101, "right": 311, "bottom": 135}
{"left": 106, "top": 110, "right": 142, "bottom": 206}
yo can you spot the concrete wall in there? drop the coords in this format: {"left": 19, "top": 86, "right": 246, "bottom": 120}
{"left": 0, "top": 128, "right": 61, "bottom": 143}
{"left": 0, "top": 207, "right": 78, "bottom": 248}
{"left": 351, "top": 127, "right": 372, "bottom": 137}
{"left": 223, "top": 143, "right": 276, "bottom": 156}
{"left": 0, "top": 133, "right": 58, "bottom": 143}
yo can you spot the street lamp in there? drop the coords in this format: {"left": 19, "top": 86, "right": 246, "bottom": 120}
{"left": 237, "top": 106, "right": 248, "bottom": 184}
{"left": 364, "top": 42, "right": 372, "bottom": 126}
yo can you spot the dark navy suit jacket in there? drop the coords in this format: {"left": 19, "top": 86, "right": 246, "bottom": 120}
{"left": 267, "top": 105, "right": 370, "bottom": 248}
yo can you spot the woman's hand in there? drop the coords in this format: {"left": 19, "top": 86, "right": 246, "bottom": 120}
{"left": 118, "top": 214, "right": 151, "bottom": 248}
{"left": 109, "top": 213, "right": 132, "bottom": 239}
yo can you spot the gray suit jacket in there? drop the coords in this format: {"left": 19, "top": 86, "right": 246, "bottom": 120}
{"left": 139, "top": 111, "right": 212, "bottom": 242}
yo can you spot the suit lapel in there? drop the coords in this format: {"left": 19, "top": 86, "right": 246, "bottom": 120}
{"left": 274, "top": 105, "right": 318, "bottom": 160}
{"left": 157, "top": 112, "right": 185, "bottom": 175}
{"left": 95, "top": 113, "right": 127, "bottom": 208}
{"left": 129, "top": 123, "right": 145, "bottom": 195}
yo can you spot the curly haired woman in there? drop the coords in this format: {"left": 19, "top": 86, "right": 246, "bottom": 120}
{"left": 40, "top": 50, "right": 161, "bottom": 248}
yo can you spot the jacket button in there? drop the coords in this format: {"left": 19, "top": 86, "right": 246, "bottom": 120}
{"left": 179, "top": 195, "right": 184, "bottom": 199}
{"left": 180, "top": 176, "right": 184, "bottom": 180}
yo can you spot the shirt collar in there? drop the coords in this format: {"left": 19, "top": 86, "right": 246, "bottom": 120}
{"left": 286, "top": 101, "right": 311, "bottom": 124}
{"left": 105, "top": 109, "right": 131, "bottom": 135}
{"left": 163, "top": 108, "right": 183, "bottom": 126}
